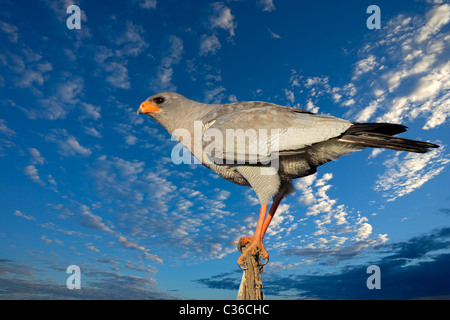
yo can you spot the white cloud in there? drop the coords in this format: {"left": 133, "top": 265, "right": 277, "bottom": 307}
{"left": 284, "top": 89, "right": 295, "bottom": 103}
{"left": 267, "top": 28, "right": 281, "bottom": 39}
{"left": 86, "top": 245, "right": 100, "bottom": 252}
{"left": 265, "top": 204, "right": 295, "bottom": 237}
{"left": 296, "top": 174, "right": 317, "bottom": 206}
{"left": 28, "top": 148, "right": 45, "bottom": 165}
{"left": 118, "top": 236, "right": 145, "bottom": 251}
{"left": 334, "top": 4, "right": 450, "bottom": 129}
{"left": 92, "top": 155, "right": 146, "bottom": 204}
{"left": 89, "top": 154, "right": 243, "bottom": 261}
{"left": 104, "top": 61, "right": 130, "bottom": 89}
{"left": 116, "top": 22, "right": 149, "bottom": 57}
{"left": 14, "top": 210, "right": 36, "bottom": 221}
{"left": 45, "top": 129, "right": 91, "bottom": 157}
{"left": 125, "top": 135, "right": 138, "bottom": 145}
{"left": 78, "top": 205, "right": 114, "bottom": 233}
{"left": 354, "top": 216, "right": 372, "bottom": 241}
{"left": 81, "top": 103, "right": 101, "bottom": 120}
{"left": 258, "top": 0, "right": 275, "bottom": 12}
{"left": 136, "top": 0, "right": 157, "bottom": 10}
{"left": 304, "top": 76, "right": 329, "bottom": 89}
{"left": 352, "top": 55, "right": 378, "bottom": 80}
{"left": 204, "top": 86, "right": 227, "bottom": 103}
{"left": 0, "top": 119, "right": 16, "bottom": 137}
{"left": 228, "top": 94, "right": 238, "bottom": 102}
{"left": 34, "top": 97, "right": 67, "bottom": 120}
{"left": 40, "top": 235, "right": 52, "bottom": 244}
{"left": 199, "top": 34, "right": 221, "bottom": 56}
{"left": 209, "top": 2, "right": 236, "bottom": 37}
{"left": 305, "top": 100, "right": 319, "bottom": 113}
{"left": 24, "top": 165, "right": 45, "bottom": 186}
{"left": 16, "top": 75, "right": 84, "bottom": 120}
{"left": 152, "top": 35, "right": 183, "bottom": 92}
{"left": 369, "top": 148, "right": 384, "bottom": 159}
{"left": 285, "top": 74, "right": 331, "bottom": 109}
{"left": 57, "top": 76, "right": 83, "bottom": 103}
{"left": 63, "top": 136, "right": 92, "bottom": 156}
{"left": 47, "top": 174, "right": 57, "bottom": 186}
{"left": 374, "top": 146, "right": 450, "bottom": 202}
{"left": 293, "top": 172, "right": 387, "bottom": 260}
{"left": 93, "top": 22, "right": 147, "bottom": 90}
{"left": 355, "top": 99, "right": 380, "bottom": 122}
{"left": 215, "top": 189, "right": 230, "bottom": 201}
{"left": 15, "top": 62, "right": 52, "bottom": 89}
{"left": 84, "top": 126, "right": 102, "bottom": 138}
{"left": 162, "top": 35, "right": 184, "bottom": 67}
{"left": 76, "top": 200, "right": 162, "bottom": 261}
{"left": 416, "top": 4, "right": 450, "bottom": 43}
{"left": 0, "top": 19, "right": 19, "bottom": 43}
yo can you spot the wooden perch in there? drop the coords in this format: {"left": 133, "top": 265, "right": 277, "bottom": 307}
{"left": 237, "top": 243, "right": 264, "bottom": 300}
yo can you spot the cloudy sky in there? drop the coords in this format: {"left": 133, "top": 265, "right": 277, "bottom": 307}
{"left": 0, "top": 0, "right": 449, "bottom": 300}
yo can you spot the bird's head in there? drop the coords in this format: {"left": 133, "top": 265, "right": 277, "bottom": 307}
{"left": 137, "top": 92, "right": 185, "bottom": 116}
{"left": 137, "top": 92, "right": 212, "bottom": 134}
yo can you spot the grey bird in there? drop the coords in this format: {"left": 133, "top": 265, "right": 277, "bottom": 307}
{"left": 137, "top": 92, "right": 439, "bottom": 268}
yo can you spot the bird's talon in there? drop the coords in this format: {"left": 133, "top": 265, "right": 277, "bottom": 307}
{"left": 236, "top": 239, "right": 270, "bottom": 268}
{"left": 237, "top": 236, "right": 253, "bottom": 253}
{"left": 260, "top": 256, "right": 269, "bottom": 266}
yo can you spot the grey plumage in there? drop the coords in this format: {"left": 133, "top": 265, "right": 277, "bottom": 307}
{"left": 137, "top": 91, "right": 439, "bottom": 266}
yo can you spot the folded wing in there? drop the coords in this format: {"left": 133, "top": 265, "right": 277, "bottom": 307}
{"left": 201, "top": 103, "right": 353, "bottom": 164}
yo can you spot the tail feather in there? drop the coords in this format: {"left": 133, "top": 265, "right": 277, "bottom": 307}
{"left": 340, "top": 123, "right": 439, "bottom": 153}
{"left": 345, "top": 123, "right": 408, "bottom": 136}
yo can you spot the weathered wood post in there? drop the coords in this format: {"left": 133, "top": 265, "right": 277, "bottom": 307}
{"left": 237, "top": 243, "right": 264, "bottom": 300}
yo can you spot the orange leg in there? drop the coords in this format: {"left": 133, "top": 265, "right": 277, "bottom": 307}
{"left": 261, "top": 193, "right": 286, "bottom": 239}
{"left": 237, "top": 192, "right": 288, "bottom": 268}
{"left": 237, "top": 204, "right": 268, "bottom": 267}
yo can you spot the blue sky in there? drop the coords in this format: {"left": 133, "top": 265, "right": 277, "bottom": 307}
{"left": 0, "top": 0, "right": 449, "bottom": 300}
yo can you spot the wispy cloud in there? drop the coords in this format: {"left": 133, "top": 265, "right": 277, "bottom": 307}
{"left": 115, "top": 22, "right": 149, "bottom": 57}
{"left": 0, "top": 19, "right": 19, "bottom": 43}
{"left": 277, "top": 227, "right": 450, "bottom": 299}
{"left": 283, "top": 70, "right": 332, "bottom": 109}
{"left": 28, "top": 148, "right": 45, "bottom": 165}
{"left": 258, "top": 0, "right": 276, "bottom": 12}
{"left": 0, "top": 119, "right": 16, "bottom": 137}
{"left": 77, "top": 204, "right": 114, "bottom": 234}
{"left": 0, "top": 259, "right": 176, "bottom": 299}
{"left": 14, "top": 210, "right": 36, "bottom": 221}
{"left": 151, "top": 35, "right": 183, "bottom": 92}
{"left": 335, "top": 3, "right": 450, "bottom": 129}
{"left": 209, "top": 2, "right": 237, "bottom": 38}
{"left": 199, "top": 34, "right": 221, "bottom": 56}
{"left": 267, "top": 27, "right": 281, "bottom": 39}
{"left": 75, "top": 202, "right": 162, "bottom": 263}
{"left": 40, "top": 234, "right": 63, "bottom": 245}
{"left": 135, "top": 0, "right": 157, "bottom": 10}
{"left": 80, "top": 103, "right": 101, "bottom": 121}
{"left": 88, "top": 154, "right": 243, "bottom": 261}
{"left": 24, "top": 165, "right": 45, "bottom": 186}
{"left": 45, "top": 129, "right": 91, "bottom": 157}
{"left": 94, "top": 21, "right": 148, "bottom": 90}
{"left": 290, "top": 172, "right": 388, "bottom": 263}
{"left": 374, "top": 146, "right": 450, "bottom": 202}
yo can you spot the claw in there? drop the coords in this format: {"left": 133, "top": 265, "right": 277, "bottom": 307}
{"left": 236, "top": 236, "right": 253, "bottom": 253}
{"left": 260, "top": 256, "right": 269, "bottom": 266}
{"left": 237, "top": 254, "right": 269, "bottom": 269}
{"left": 236, "top": 237, "right": 269, "bottom": 268}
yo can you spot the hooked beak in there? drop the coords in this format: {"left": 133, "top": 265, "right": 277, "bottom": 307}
{"left": 137, "top": 100, "right": 161, "bottom": 115}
